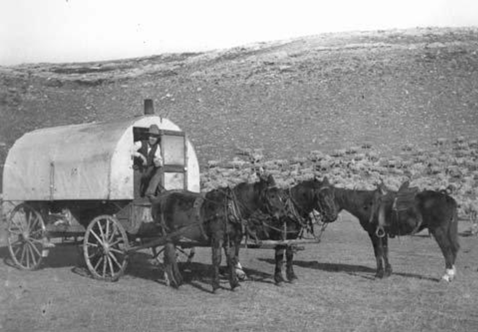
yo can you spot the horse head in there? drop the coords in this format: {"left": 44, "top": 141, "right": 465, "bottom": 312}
{"left": 313, "top": 176, "right": 339, "bottom": 223}
{"left": 257, "top": 174, "right": 286, "bottom": 220}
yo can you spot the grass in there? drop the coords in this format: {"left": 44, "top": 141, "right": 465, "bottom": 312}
{"left": 4, "top": 217, "right": 478, "bottom": 332}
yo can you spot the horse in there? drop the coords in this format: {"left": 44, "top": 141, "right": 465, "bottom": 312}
{"left": 330, "top": 182, "right": 460, "bottom": 281}
{"left": 372, "top": 181, "right": 460, "bottom": 281}
{"left": 247, "top": 176, "right": 339, "bottom": 285}
{"left": 151, "top": 174, "right": 285, "bottom": 293}
{"left": 226, "top": 173, "right": 288, "bottom": 280}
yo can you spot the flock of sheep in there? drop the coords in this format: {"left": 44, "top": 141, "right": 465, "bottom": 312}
{"left": 200, "top": 136, "right": 478, "bottom": 234}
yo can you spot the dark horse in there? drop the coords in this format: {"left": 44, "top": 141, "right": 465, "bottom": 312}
{"left": 372, "top": 181, "right": 459, "bottom": 281}
{"left": 331, "top": 181, "right": 459, "bottom": 281}
{"left": 247, "top": 177, "right": 339, "bottom": 285}
{"left": 151, "top": 174, "right": 284, "bottom": 293}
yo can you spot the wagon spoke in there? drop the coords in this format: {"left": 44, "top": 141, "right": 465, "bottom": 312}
{"left": 94, "top": 256, "right": 104, "bottom": 271}
{"left": 11, "top": 217, "right": 25, "bottom": 232}
{"left": 105, "top": 219, "right": 110, "bottom": 241}
{"left": 26, "top": 243, "right": 38, "bottom": 268}
{"left": 108, "top": 224, "right": 119, "bottom": 243}
{"left": 11, "top": 242, "right": 23, "bottom": 257}
{"left": 87, "top": 250, "right": 101, "bottom": 259}
{"left": 29, "top": 229, "right": 44, "bottom": 238}
{"left": 25, "top": 244, "right": 31, "bottom": 268}
{"left": 85, "top": 241, "right": 100, "bottom": 248}
{"left": 9, "top": 238, "right": 23, "bottom": 247}
{"left": 109, "top": 238, "right": 123, "bottom": 248}
{"left": 20, "top": 244, "right": 27, "bottom": 264}
{"left": 97, "top": 221, "right": 106, "bottom": 243}
{"left": 30, "top": 246, "right": 39, "bottom": 267}
{"left": 107, "top": 255, "right": 115, "bottom": 276}
{"left": 109, "top": 247, "right": 124, "bottom": 255}
{"left": 30, "top": 238, "right": 43, "bottom": 245}
{"left": 88, "top": 228, "right": 104, "bottom": 246}
{"left": 28, "top": 213, "right": 39, "bottom": 231}
{"left": 8, "top": 226, "right": 22, "bottom": 235}
{"left": 26, "top": 240, "right": 42, "bottom": 257}
{"left": 102, "top": 256, "right": 107, "bottom": 277}
{"left": 25, "top": 244, "right": 32, "bottom": 268}
{"left": 107, "top": 251, "right": 122, "bottom": 270}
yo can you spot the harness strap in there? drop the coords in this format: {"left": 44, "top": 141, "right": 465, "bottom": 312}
{"left": 193, "top": 196, "right": 209, "bottom": 241}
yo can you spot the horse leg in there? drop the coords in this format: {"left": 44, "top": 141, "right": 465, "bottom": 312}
{"left": 429, "top": 226, "right": 457, "bottom": 282}
{"left": 369, "top": 233, "right": 387, "bottom": 279}
{"left": 274, "top": 246, "right": 286, "bottom": 285}
{"left": 211, "top": 237, "right": 223, "bottom": 293}
{"left": 382, "top": 236, "right": 393, "bottom": 277}
{"left": 285, "top": 245, "right": 298, "bottom": 283}
{"left": 163, "top": 242, "right": 182, "bottom": 288}
{"left": 225, "top": 241, "right": 240, "bottom": 291}
{"left": 234, "top": 244, "right": 247, "bottom": 281}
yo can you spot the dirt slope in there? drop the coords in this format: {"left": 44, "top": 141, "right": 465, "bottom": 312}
{"left": 1, "top": 27, "right": 478, "bottom": 191}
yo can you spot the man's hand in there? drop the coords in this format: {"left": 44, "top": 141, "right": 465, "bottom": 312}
{"left": 140, "top": 154, "right": 147, "bottom": 165}
{"left": 153, "top": 157, "right": 163, "bottom": 167}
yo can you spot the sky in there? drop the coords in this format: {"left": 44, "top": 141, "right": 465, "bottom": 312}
{"left": 1, "top": 0, "right": 477, "bottom": 66}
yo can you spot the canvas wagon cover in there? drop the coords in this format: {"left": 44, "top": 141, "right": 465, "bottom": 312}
{"left": 2, "top": 116, "right": 200, "bottom": 201}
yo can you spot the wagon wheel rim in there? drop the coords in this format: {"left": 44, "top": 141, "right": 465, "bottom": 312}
{"left": 83, "top": 215, "right": 129, "bottom": 281}
{"left": 7, "top": 203, "right": 46, "bottom": 270}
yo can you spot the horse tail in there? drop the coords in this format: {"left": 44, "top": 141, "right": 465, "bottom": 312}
{"left": 447, "top": 196, "right": 460, "bottom": 253}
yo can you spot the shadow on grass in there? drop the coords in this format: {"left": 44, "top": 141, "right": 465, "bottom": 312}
{"left": 124, "top": 252, "right": 275, "bottom": 293}
{"left": 0, "top": 244, "right": 84, "bottom": 269}
{"left": 0, "top": 245, "right": 274, "bottom": 291}
{"left": 258, "top": 257, "right": 440, "bottom": 282}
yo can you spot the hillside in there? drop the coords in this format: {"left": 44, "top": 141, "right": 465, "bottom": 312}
{"left": 1, "top": 27, "right": 478, "bottom": 193}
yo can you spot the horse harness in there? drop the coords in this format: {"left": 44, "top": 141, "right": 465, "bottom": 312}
{"left": 248, "top": 187, "right": 329, "bottom": 244}
{"left": 373, "top": 182, "right": 423, "bottom": 237}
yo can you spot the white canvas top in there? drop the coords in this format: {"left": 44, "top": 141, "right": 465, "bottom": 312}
{"left": 2, "top": 115, "right": 200, "bottom": 201}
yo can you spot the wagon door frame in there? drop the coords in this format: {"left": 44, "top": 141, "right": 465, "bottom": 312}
{"left": 160, "top": 129, "right": 188, "bottom": 191}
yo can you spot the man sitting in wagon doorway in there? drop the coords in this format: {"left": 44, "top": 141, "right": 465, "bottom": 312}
{"left": 131, "top": 124, "right": 164, "bottom": 201}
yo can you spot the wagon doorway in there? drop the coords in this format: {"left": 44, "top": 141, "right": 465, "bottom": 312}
{"left": 132, "top": 127, "right": 189, "bottom": 202}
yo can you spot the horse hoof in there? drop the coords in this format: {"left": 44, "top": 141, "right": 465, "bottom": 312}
{"left": 236, "top": 269, "right": 247, "bottom": 281}
{"left": 441, "top": 266, "right": 456, "bottom": 282}
{"left": 288, "top": 278, "right": 298, "bottom": 284}
{"left": 441, "top": 274, "right": 454, "bottom": 282}
{"left": 275, "top": 281, "right": 284, "bottom": 287}
{"left": 231, "top": 283, "right": 241, "bottom": 291}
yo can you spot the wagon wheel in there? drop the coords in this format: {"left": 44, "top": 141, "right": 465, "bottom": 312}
{"left": 83, "top": 215, "right": 129, "bottom": 281}
{"left": 7, "top": 203, "right": 46, "bottom": 270}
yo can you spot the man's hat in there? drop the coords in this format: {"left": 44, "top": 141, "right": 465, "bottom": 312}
{"left": 148, "top": 124, "right": 160, "bottom": 136}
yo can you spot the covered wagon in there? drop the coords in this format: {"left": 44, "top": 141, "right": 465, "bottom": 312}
{"left": 2, "top": 100, "right": 200, "bottom": 280}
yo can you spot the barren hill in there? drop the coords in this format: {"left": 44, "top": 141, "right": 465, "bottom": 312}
{"left": 1, "top": 27, "right": 478, "bottom": 191}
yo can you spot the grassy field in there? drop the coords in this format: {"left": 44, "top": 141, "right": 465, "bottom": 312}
{"left": 0, "top": 214, "right": 477, "bottom": 332}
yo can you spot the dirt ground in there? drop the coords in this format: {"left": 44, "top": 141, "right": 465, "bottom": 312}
{"left": 1, "top": 212, "right": 477, "bottom": 332}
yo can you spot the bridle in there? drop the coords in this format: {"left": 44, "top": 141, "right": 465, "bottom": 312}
{"left": 258, "top": 184, "right": 286, "bottom": 217}
{"left": 314, "top": 185, "right": 337, "bottom": 223}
